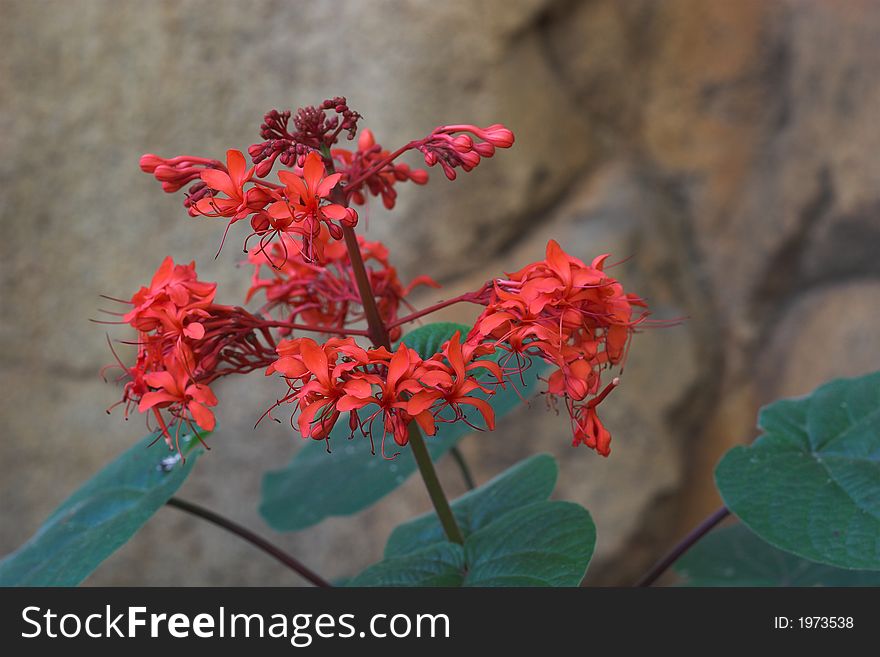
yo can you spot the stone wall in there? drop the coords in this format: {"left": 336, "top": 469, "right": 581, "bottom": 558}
{"left": 2, "top": 0, "right": 879, "bottom": 585}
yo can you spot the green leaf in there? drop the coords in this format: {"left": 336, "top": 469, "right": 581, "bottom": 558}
{"left": 463, "top": 501, "right": 596, "bottom": 587}
{"left": 349, "top": 455, "right": 596, "bottom": 587}
{"left": 716, "top": 371, "right": 880, "bottom": 570}
{"left": 0, "top": 428, "right": 205, "bottom": 586}
{"left": 385, "top": 453, "right": 557, "bottom": 557}
{"left": 399, "top": 322, "right": 471, "bottom": 358}
{"left": 677, "top": 523, "right": 880, "bottom": 586}
{"left": 260, "top": 323, "right": 546, "bottom": 532}
{"left": 347, "top": 543, "right": 466, "bottom": 587}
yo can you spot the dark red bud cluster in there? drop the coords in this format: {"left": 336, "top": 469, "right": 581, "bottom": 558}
{"left": 248, "top": 98, "right": 362, "bottom": 176}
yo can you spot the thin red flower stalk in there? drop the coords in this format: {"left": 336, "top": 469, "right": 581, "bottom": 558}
{"left": 385, "top": 287, "right": 492, "bottom": 330}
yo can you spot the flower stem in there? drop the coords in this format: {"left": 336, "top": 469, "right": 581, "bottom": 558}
{"left": 634, "top": 505, "right": 731, "bottom": 587}
{"left": 450, "top": 446, "right": 477, "bottom": 490}
{"left": 338, "top": 221, "right": 465, "bottom": 545}
{"left": 341, "top": 226, "right": 390, "bottom": 348}
{"left": 407, "top": 423, "right": 465, "bottom": 544}
{"left": 261, "top": 319, "right": 371, "bottom": 337}
{"left": 386, "top": 292, "right": 484, "bottom": 330}
{"left": 343, "top": 142, "right": 416, "bottom": 193}
{"left": 165, "top": 496, "right": 332, "bottom": 587}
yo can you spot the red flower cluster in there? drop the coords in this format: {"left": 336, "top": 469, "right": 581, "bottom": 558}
{"left": 141, "top": 97, "right": 512, "bottom": 265}
{"left": 332, "top": 129, "right": 428, "bottom": 209}
{"left": 466, "top": 240, "right": 648, "bottom": 455}
{"left": 105, "top": 258, "right": 278, "bottom": 453}
{"left": 417, "top": 123, "right": 515, "bottom": 180}
{"left": 249, "top": 99, "right": 362, "bottom": 174}
{"left": 267, "top": 332, "right": 501, "bottom": 458}
{"left": 112, "top": 97, "right": 650, "bottom": 461}
{"left": 246, "top": 231, "right": 438, "bottom": 341}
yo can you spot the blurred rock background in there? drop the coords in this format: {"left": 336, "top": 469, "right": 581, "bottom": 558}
{"left": 1, "top": 0, "right": 879, "bottom": 585}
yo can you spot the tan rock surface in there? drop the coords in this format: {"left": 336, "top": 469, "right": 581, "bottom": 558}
{"left": 3, "top": 0, "right": 880, "bottom": 585}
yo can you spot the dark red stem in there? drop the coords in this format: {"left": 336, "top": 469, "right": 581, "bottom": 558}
{"left": 343, "top": 142, "right": 417, "bottom": 194}
{"left": 341, "top": 226, "right": 392, "bottom": 348}
{"left": 165, "top": 497, "right": 332, "bottom": 587}
{"left": 634, "top": 506, "right": 731, "bottom": 587}
{"left": 386, "top": 292, "right": 484, "bottom": 330}
{"left": 329, "top": 163, "right": 464, "bottom": 545}
{"left": 261, "top": 319, "right": 371, "bottom": 337}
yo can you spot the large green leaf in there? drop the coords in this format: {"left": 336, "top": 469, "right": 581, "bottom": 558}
{"left": 0, "top": 428, "right": 205, "bottom": 586}
{"left": 347, "top": 543, "right": 466, "bottom": 587}
{"left": 260, "top": 322, "right": 545, "bottom": 532}
{"left": 677, "top": 523, "right": 880, "bottom": 587}
{"left": 385, "top": 453, "right": 557, "bottom": 557}
{"left": 716, "top": 371, "right": 880, "bottom": 570}
{"left": 349, "top": 455, "right": 596, "bottom": 587}
{"left": 463, "top": 501, "right": 595, "bottom": 586}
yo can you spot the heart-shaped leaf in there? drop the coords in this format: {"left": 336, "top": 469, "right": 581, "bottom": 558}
{"left": 348, "top": 455, "right": 596, "bottom": 587}
{"left": 347, "top": 543, "right": 465, "bottom": 587}
{"left": 716, "top": 371, "right": 880, "bottom": 570}
{"left": 462, "top": 501, "right": 595, "bottom": 587}
{"left": 677, "top": 523, "right": 880, "bottom": 586}
{"left": 385, "top": 453, "right": 557, "bottom": 558}
{"left": 0, "top": 428, "right": 205, "bottom": 586}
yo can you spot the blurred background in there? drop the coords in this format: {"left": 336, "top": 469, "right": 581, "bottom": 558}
{"left": 2, "top": 0, "right": 880, "bottom": 585}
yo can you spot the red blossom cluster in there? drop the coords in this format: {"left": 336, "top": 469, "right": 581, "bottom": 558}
{"left": 246, "top": 231, "right": 438, "bottom": 341}
{"left": 110, "top": 97, "right": 649, "bottom": 459}
{"left": 416, "top": 123, "right": 515, "bottom": 180}
{"left": 140, "top": 97, "right": 513, "bottom": 264}
{"left": 249, "top": 98, "right": 362, "bottom": 174}
{"left": 104, "top": 257, "right": 278, "bottom": 452}
{"left": 332, "top": 129, "right": 428, "bottom": 209}
{"left": 266, "top": 332, "right": 501, "bottom": 458}
{"left": 466, "top": 240, "right": 648, "bottom": 456}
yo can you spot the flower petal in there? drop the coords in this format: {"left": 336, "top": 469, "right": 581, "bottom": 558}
{"left": 200, "top": 169, "right": 237, "bottom": 198}
{"left": 188, "top": 401, "right": 216, "bottom": 432}
{"left": 316, "top": 172, "right": 342, "bottom": 198}
{"left": 225, "top": 149, "right": 249, "bottom": 187}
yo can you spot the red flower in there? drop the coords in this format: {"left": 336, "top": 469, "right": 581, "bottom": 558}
{"left": 193, "top": 149, "right": 259, "bottom": 220}
{"left": 467, "top": 240, "right": 648, "bottom": 455}
{"left": 137, "top": 352, "right": 219, "bottom": 449}
{"left": 124, "top": 257, "right": 216, "bottom": 333}
{"left": 416, "top": 331, "right": 503, "bottom": 431}
{"left": 126, "top": 99, "right": 661, "bottom": 463}
{"left": 246, "top": 231, "right": 438, "bottom": 339}
{"left": 106, "top": 258, "right": 280, "bottom": 453}
{"left": 572, "top": 405, "right": 612, "bottom": 456}
{"left": 417, "top": 123, "right": 515, "bottom": 180}
{"left": 265, "top": 152, "right": 357, "bottom": 261}
{"left": 140, "top": 153, "right": 219, "bottom": 193}
{"left": 337, "top": 344, "right": 430, "bottom": 449}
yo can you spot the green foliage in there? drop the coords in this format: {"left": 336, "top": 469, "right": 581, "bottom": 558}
{"left": 0, "top": 428, "right": 205, "bottom": 586}
{"left": 348, "top": 543, "right": 466, "bottom": 587}
{"left": 716, "top": 371, "right": 880, "bottom": 570}
{"left": 385, "top": 454, "right": 557, "bottom": 557}
{"left": 398, "top": 321, "right": 471, "bottom": 359}
{"left": 349, "top": 455, "right": 596, "bottom": 587}
{"left": 677, "top": 523, "right": 880, "bottom": 587}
